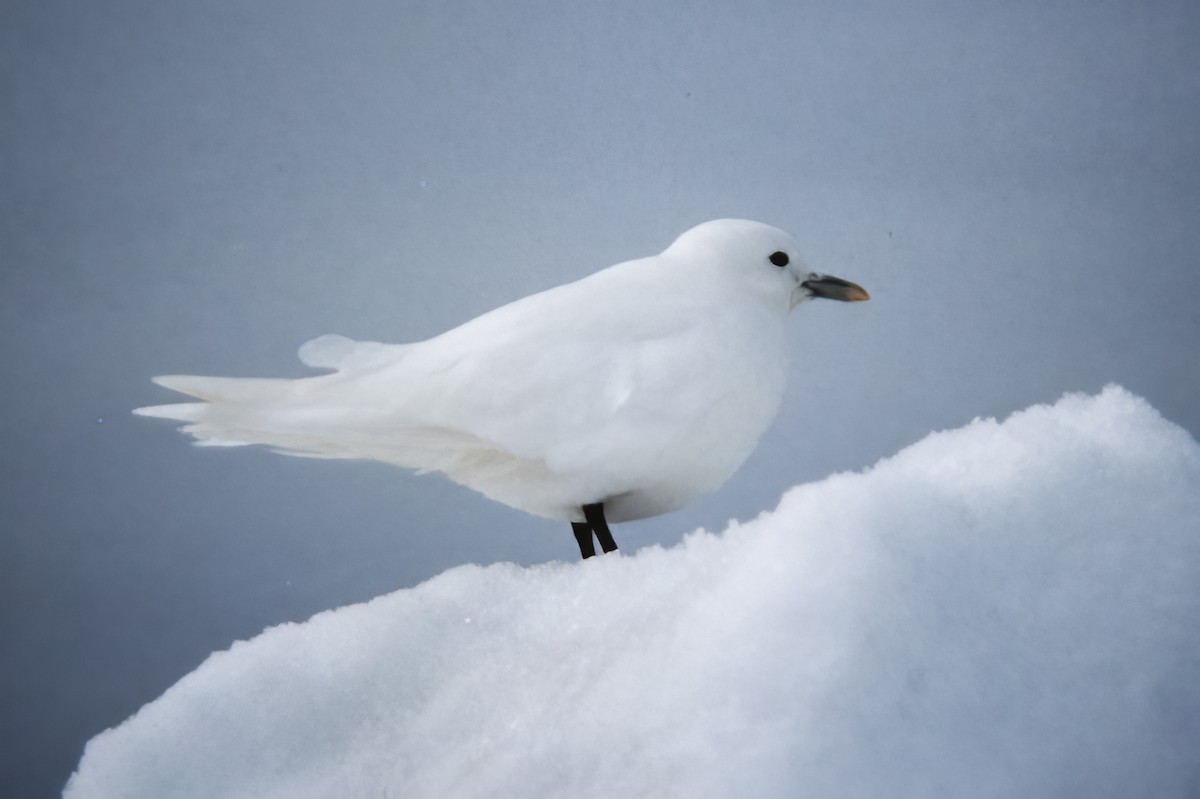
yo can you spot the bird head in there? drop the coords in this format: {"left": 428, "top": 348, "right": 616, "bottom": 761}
{"left": 664, "top": 219, "right": 870, "bottom": 312}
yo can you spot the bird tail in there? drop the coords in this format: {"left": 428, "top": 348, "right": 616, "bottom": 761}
{"left": 134, "top": 374, "right": 330, "bottom": 449}
{"left": 134, "top": 333, "right": 403, "bottom": 450}
{"left": 133, "top": 335, "right": 510, "bottom": 475}
{"left": 135, "top": 369, "right": 524, "bottom": 486}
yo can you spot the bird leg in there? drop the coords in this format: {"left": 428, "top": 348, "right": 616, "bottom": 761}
{"left": 572, "top": 521, "right": 597, "bottom": 559}
{"left": 570, "top": 502, "right": 619, "bottom": 560}
{"left": 584, "top": 502, "right": 619, "bottom": 554}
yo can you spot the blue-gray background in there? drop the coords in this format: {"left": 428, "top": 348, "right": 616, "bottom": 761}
{"left": 3, "top": 1, "right": 1197, "bottom": 795}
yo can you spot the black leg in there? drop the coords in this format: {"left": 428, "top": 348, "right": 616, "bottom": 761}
{"left": 572, "top": 521, "right": 596, "bottom": 559}
{"left": 583, "top": 502, "right": 619, "bottom": 554}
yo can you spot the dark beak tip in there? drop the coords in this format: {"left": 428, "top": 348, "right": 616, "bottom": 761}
{"left": 802, "top": 275, "right": 870, "bottom": 303}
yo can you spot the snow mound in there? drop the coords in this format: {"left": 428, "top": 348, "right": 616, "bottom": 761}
{"left": 66, "top": 386, "right": 1200, "bottom": 798}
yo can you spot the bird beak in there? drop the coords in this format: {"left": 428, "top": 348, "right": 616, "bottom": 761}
{"left": 800, "top": 274, "right": 870, "bottom": 302}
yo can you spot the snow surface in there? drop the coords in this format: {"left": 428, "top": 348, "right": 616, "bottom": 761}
{"left": 66, "top": 386, "right": 1200, "bottom": 798}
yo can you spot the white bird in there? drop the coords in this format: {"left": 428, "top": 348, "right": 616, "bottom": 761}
{"left": 136, "top": 219, "right": 869, "bottom": 558}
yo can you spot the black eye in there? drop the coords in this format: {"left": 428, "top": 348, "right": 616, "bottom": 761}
{"left": 769, "top": 251, "right": 789, "bottom": 267}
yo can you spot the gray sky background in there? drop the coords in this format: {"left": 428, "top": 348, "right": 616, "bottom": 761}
{"left": 3, "top": 0, "right": 1198, "bottom": 795}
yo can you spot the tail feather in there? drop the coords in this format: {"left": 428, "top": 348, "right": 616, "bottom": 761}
{"left": 134, "top": 365, "right": 504, "bottom": 472}
{"left": 133, "top": 335, "right": 541, "bottom": 484}
{"left": 150, "top": 374, "right": 297, "bottom": 403}
{"left": 134, "top": 401, "right": 251, "bottom": 448}
{"left": 132, "top": 401, "right": 208, "bottom": 422}
{"left": 135, "top": 371, "right": 320, "bottom": 449}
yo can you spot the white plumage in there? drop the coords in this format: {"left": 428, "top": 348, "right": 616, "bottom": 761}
{"left": 136, "top": 219, "right": 868, "bottom": 542}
